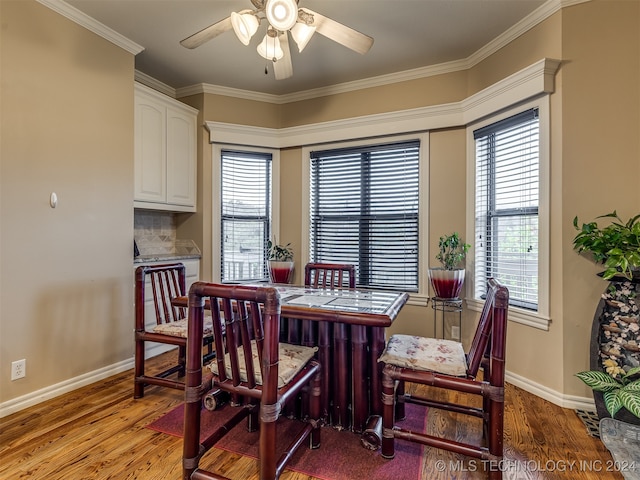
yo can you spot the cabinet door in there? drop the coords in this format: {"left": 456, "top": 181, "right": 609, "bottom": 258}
{"left": 134, "top": 96, "right": 166, "bottom": 203}
{"left": 166, "top": 107, "right": 196, "bottom": 207}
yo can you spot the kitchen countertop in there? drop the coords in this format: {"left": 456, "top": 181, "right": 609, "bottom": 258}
{"left": 134, "top": 253, "right": 201, "bottom": 264}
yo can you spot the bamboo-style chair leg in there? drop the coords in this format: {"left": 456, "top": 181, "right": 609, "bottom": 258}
{"left": 380, "top": 371, "right": 396, "bottom": 459}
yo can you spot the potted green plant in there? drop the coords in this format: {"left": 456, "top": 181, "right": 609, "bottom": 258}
{"left": 573, "top": 211, "right": 640, "bottom": 427}
{"left": 428, "top": 232, "right": 471, "bottom": 299}
{"left": 572, "top": 211, "right": 640, "bottom": 280}
{"left": 576, "top": 367, "right": 640, "bottom": 421}
{"left": 267, "top": 239, "right": 294, "bottom": 283}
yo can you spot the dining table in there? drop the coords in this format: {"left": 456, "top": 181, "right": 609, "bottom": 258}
{"left": 173, "top": 283, "right": 409, "bottom": 444}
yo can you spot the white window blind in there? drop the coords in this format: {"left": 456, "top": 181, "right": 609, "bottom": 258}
{"left": 309, "top": 140, "right": 420, "bottom": 292}
{"left": 221, "top": 150, "right": 272, "bottom": 282}
{"left": 474, "top": 108, "right": 539, "bottom": 310}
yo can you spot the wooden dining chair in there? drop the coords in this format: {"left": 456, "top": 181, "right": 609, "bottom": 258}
{"left": 379, "top": 278, "right": 509, "bottom": 480}
{"left": 183, "top": 281, "right": 322, "bottom": 480}
{"left": 133, "top": 263, "right": 215, "bottom": 398}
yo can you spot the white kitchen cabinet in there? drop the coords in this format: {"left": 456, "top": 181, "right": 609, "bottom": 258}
{"left": 134, "top": 83, "right": 198, "bottom": 212}
{"left": 134, "top": 257, "right": 200, "bottom": 358}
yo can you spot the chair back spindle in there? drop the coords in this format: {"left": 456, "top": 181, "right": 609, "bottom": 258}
{"left": 465, "top": 278, "right": 498, "bottom": 378}
{"left": 183, "top": 282, "right": 320, "bottom": 480}
{"left": 305, "top": 263, "right": 356, "bottom": 289}
{"left": 149, "top": 267, "right": 186, "bottom": 325}
{"left": 379, "top": 278, "right": 509, "bottom": 479}
{"left": 134, "top": 263, "right": 215, "bottom": 399}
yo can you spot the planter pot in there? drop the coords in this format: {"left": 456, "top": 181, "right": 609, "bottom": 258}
{"left": 599, "top": 417, "right": 640, "bottom": 480}
{"left": 428, "top": 268, "right": 465, "bottom": 299}
{"left": 268, "top": 261, "right": 294, "bottom": 284}
{"left": 590, "top": 279, "right": 640, "bottom": 425}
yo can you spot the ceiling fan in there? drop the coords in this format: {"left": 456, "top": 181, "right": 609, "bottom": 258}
{"left": 180, "top": 0, "right": 374, "bottom": 80}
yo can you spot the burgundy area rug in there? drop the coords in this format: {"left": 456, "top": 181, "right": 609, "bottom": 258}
{"left": 147, "top": 403, "right": 426, "bottom": 480}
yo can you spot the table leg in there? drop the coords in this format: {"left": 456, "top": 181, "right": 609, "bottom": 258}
{"left": 369, "top": 326, "right": 386, "bottom": 415}
{"left": 358, "top": 326, "right": 387, "bottom": 450}
{"left": 351, "top": 325, "right": 368, "bottom": 433}
{"left": 286, "top": 317, "right": 301, "bottom": 344}
{"left": 317, "top": 321, "right": 332, "bottom": 421}
{"left": 332, "top": 322, "right": 350, "bottom": 430}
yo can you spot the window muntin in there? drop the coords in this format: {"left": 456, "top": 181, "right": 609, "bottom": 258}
{"left": 220, "top": 150, "right": 272, "bottom": 282}
{"left": 473, "top": 108, "right": 539, "bottom": 310}
{"left": 309, "top": 141, "right": 420, "bottom": 292}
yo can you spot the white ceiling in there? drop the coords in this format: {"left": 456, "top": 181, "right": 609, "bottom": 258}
{"left": 65, "top": 0, "right": 548, "bottom": 96}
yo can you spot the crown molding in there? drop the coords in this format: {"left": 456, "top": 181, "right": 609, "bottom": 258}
{"left": 206, "top": 101, "right": 463, "bottom": 149}
{"left": 276, "top": 59, "right": 470, "bottom": 104}
{"left": 205, "top": 58, "right": 560, "bottom": 149}
{"left": 461, "top": 58, "right": 562, "bottom": 124}
{"left": 134, "top": 71, "right": 177, "bottom": 98}
{"left": 177, "top": 83, "right": 284, "bottom": 104}
{"left": 467, "top": 0, "right": 588, "bottom": 68}
{"left": 45, "top": 0, "right": 579, "bottom": 104}
{"left": 37, "top": 0, "right": 144, "bottom": 55}
{"left": 183, "top": 0, "right": 581, "bottom": 104}
{"left": 176, "top": 58, "right": 469, "bottom": 104}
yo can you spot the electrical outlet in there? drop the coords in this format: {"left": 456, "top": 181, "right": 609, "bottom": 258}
{"left": 11, "top": 359, "right": 26, "bottom": 380}
{"left": 451, "top": 326, "right": 460, "bottom": 341}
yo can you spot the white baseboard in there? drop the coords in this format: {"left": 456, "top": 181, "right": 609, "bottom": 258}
{"left": 0, "top": 358, "right": 134, "bottom": 419}
{"left": 1, "top": 343, "right": 177, "bottom": 419}
{"left": 505, "top": 370, "right": 596, "bottom": 412}
{"left": 0, "top": 358, "right": 596, "bottom": 419}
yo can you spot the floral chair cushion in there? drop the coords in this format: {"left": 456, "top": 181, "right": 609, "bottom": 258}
{"left": 379, "top": 334, "right": 468, "bottom": 377}
{"left": 152, "top": 315, "right": 214, "bottom": 338}
{"left": 209, "top": 341, "right": 318, "bottom": 388}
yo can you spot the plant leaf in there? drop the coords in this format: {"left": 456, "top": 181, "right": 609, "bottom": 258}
{"left": 624, "top": 367, "right": 640, "bottom": 380}
{"left": 604, "top": 390, "right": 623, "bottom": 417}
{"left": 619, "top": 388, "right": 640, "bottom": 418}
{"left": 575, "top": 371, "right": 621, "bottom": 391}
{"left": 596, "top": 211, "right": 618, "bottom": 220}
{"left": 622, "top": 380, "right": 640, "bottom": 392}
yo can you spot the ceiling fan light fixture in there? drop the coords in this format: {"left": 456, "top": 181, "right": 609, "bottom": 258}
{"left": 265, "top": 0, "right": 298, "bottom": 31}
{"left": 257, "top": 33, "right": 284, "bottom": 61}
{"left": 290, "top": 22, "right": 315, "bottom": 52}
{"left": 231, "top": 11, "right": 260, "bottom": 45}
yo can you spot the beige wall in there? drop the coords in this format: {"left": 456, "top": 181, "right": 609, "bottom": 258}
{"left": 280, "top": 71, "right": 469, "bottom": 127}
{"left": 187, "top": 0, "right": 640, "bottom": 406}
{"left": 560, "top": 0, "right": 640, "bottom": 396}
{"left": 2, "top": 0, "right": 638, "bottom": 412}
{"left": 1, "top": 1, "right": 135, "bottom": 405}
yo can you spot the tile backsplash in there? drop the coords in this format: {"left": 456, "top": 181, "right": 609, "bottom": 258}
{"left": 134, "top": 210, "right": 200, "bottom": 257}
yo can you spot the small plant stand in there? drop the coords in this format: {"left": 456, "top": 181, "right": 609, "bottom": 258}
{"left": 431, "top": 297, "right": 463, "bottom": 340}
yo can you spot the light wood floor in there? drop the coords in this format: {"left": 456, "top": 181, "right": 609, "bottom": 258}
{"left": 0, "top": 350, "right": 623, "bottom": 480}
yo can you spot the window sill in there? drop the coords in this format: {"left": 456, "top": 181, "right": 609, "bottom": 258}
{"left": 407, "top": 293, "right": 429, "bottom": 307}
{"left": 466, "top": 298, "right": 551, "bottom": 331}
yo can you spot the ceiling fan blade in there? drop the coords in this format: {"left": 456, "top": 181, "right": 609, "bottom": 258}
{"left": 274, "top": 32, "right": 293, "bottom": 80}
{"left": 180, "top": 16, "right": 233, "bottom": 49}
{"left": 301, "top": 8, "right": 374, "bottom": 55}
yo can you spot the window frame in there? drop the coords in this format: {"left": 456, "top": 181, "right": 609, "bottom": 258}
{"left": 212, "top": 143, "right": 281, "bottom": 283}
{"left": 465, "top": 96, "right": 551, "bottom": 330}
{"left": 302, "top": 133, "right": 430, "bottom": 302}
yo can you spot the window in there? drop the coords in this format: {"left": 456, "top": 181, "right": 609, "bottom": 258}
{"left": 220, "top": 149, "right": 272, "bottom": 282}
{"left": 309, "top": 140, "right": 420, "bottom": 292}
{"left": 473, "top": 108, "right": 540, "bottom": 310}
